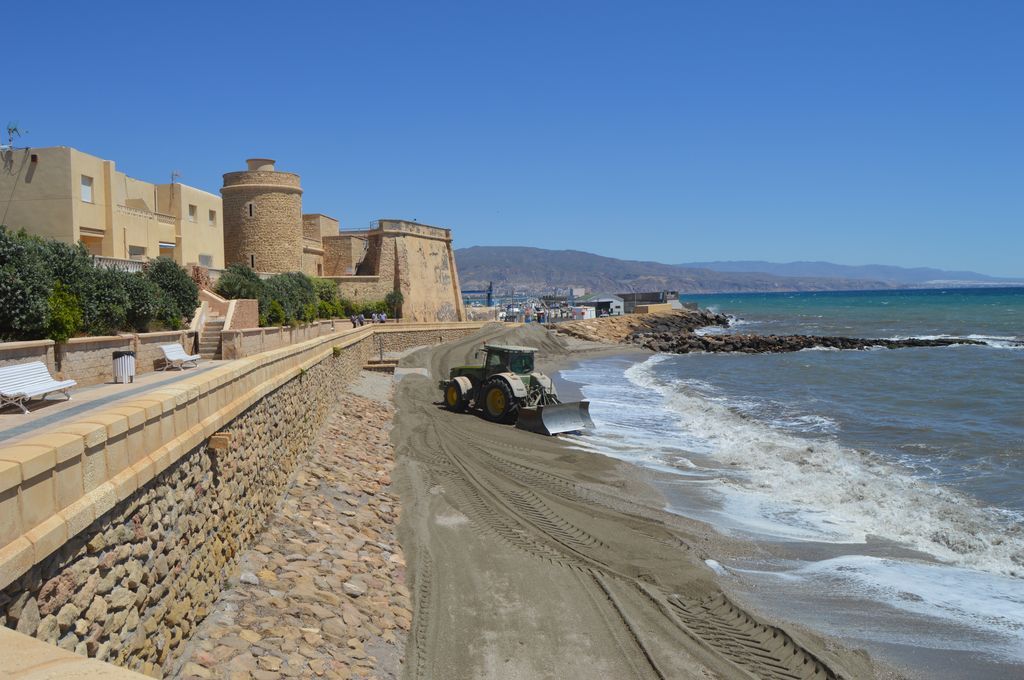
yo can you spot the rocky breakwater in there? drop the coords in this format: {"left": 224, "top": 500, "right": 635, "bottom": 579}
{"left": 172, "top": 389, "right": 410, "bottom": 680}
{"left": 556, "top": 309, "right": 984, "bottom": 354}
{"left": 555, "top": 308, "right": 730, "bottom": 344}
{"left": 631, "top": 331, "right": 984, "bottom": 354}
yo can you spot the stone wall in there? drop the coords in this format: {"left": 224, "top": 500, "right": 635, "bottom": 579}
{"left": 57, "top": 337, "right": 132, "bottom": 386}
{"left": 395, "top": 233, "right": 461, "bottom": 322}
{"left": 223, "top": 300, "right": 259, "bottom": 331}
{"left": 0, "top": 322, "right": 485, "bottom": 677}
{"left": 133, "top": 332, "right": 194, "bottom": 375}
{"left": 221, "top": 169, "right": 303, "bottom": 274}
{"left": 321, "top": 234, "right": 366, "bottom": 277}
{"left": 0, "top": 333, "right": 196, "bottom": 389}
{"left": 220, "top": 322, "right": 341, "bottom": 360}
{"left": 0, "top": 340, "right": 56, "bottom": 374}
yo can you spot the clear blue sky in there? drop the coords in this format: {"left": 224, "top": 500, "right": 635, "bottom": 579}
{"left": 8, "top": 1, "right": 1023, "bottom": 276}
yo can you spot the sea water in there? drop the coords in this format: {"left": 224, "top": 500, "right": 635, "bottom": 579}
{"left": 560, "top": 288, "right": 1024, "bottom": 677}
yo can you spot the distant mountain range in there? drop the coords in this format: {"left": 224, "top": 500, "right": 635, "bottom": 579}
{"left": 677, "top": 260, "right": 1024, "bottom": 287}
{"left": 455, "top": 246, "right": 1023, "bottom": 294}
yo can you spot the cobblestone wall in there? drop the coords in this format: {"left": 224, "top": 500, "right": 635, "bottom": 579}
{"left": 0, "top": 339, "right": 366, "bottom": 677}
{"left": 0, "top": 323, "right": 483, "bottom": 677}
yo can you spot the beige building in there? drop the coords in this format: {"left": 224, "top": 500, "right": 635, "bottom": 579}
{"left": 220, "top": 157, "right": 465, "bottom": 321}
{"left": 325, "top": 220, "right": 466, "bottom": 322}
{"left": 0, "top": 146, "right": 225, "bottom": 268}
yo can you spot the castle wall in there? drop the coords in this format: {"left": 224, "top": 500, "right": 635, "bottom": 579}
{"left": 323, "top": 223, "right": 464, "bottom": 321}
{"left": 322, "top": 234, "right": 367, "bottom": 277}
{"left": 220, "top": 165, "right": 303, "bottom": 273}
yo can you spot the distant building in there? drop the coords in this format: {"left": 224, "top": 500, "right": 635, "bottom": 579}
{"left": 569, "top": 306, "right": 596, "bottom": 320}
{"left": 580, "top": 294, "right": 624, "bottom": 316}
{"left": 0, "top": 146, "right": 224, "bottom": 268}
{"left": 616, "top": 290, "right": 678, "bottom": 314}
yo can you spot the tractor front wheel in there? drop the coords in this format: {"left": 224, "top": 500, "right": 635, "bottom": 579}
{"left": 481, "top": 378, "right": 517, "bottom": 423}
{"left": 444, "top": 382, "right": 468, "bottom": 412}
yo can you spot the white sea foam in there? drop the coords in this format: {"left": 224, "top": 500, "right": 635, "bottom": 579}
{"left": 885, "top": 333, "right": 1023, "bottom": 349}
{"left": 741, "top": 555, "right": 1024, "bottom": 652}
{"left": 611, "top": 355, "right": 1024, "bottom": 577}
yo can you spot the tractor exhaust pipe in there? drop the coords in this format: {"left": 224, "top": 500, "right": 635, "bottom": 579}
{"left": 516, "top": 401, "right": 595, "bottom": 436}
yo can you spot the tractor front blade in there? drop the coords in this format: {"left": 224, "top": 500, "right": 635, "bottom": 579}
{"left": 516, "top": 401, "right": 595, "bottom": 435}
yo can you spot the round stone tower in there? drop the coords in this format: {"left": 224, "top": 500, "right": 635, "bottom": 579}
{"left": 221, "top": 158, "right": 304, "bottom": 273}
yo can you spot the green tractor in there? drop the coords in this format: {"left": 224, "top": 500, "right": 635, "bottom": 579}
{"left": 439, "top": 344, "right": 595, "bottom": 435}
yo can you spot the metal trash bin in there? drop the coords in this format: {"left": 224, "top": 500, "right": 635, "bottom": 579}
{"left": 113, "top": 350, "right": 136, "bottom": 384}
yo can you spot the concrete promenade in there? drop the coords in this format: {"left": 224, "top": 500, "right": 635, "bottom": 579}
{"left": 0, "top": 321, "right": 487, "bottom": 679}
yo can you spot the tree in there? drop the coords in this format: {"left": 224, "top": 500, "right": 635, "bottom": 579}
{"left": 385, "top": 290, "right": 404, "bottom": 318}
{"left": 44, "top": 282, "right": 83, "bottom": 343}
{"left": 0, "top": 227, "right": 51, "bottom": 341}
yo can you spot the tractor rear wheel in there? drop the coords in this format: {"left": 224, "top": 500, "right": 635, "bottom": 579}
{"left": 481, "top": 378, "right": 518, "bottom": 423}
{"left": 444, "top": 382, "right": 468, "bottom": 412}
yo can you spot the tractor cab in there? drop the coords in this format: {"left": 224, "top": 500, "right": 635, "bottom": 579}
{"left": 481, "top": 345, "right": 536, "bottom": 376}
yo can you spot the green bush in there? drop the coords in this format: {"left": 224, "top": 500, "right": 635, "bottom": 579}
{"left": 0, "top": 228, "right": 51, "bottom": 341}
{"left": 265, "top": 300, "right": 287, "bottom": 326}
{"left": 44, "top": 282, "right": 82, "bottom": 343}
{"left": 0, "top": 229, "right": 204, "bottom": 339}
{"left": 144, "top": 257, "right": 198, "bottom": 323}
{"left": 318, "top": 300, "right": 345, "bottom": 319}
{"left": 37, "top": 238, "right": 94, "bottom": 300}
{"left": 122, "top": 273, "right": 162, "bottom": 332}
{"left": 312, "top": 277, "right": 338, "bottom": 304}
{"left": 81, "top": 267, "right": 132, "bottom": 336}
{"left": 153, "top": 287, "right": 183, "bottom": 330}
{"left": 264, "top": 272, "right": 316, "bottom": 325}
{"left": 215, "top": 264, "right": 264, "bottom": 301}
{"left": 357, "top": 300, "right": 387, "bottom": 316}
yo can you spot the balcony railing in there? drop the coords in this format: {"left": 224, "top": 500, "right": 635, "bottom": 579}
{"left": 93, "top": 255, "right": 146, "bottom": 273}
{"left": 114, "top": 204, "right": 176, "bottom": 225}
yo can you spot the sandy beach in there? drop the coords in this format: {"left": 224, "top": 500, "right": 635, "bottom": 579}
{"left": 391, "top": 323, "right": 902, "bottom": 680}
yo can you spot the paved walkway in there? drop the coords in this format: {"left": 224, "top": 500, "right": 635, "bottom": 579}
{"left": 0, "top": 363, "right": 223, "bottom": 444}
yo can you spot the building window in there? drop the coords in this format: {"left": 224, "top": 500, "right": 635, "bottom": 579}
{"left": 208, "top": 209, "right": 217, "bottom": 226}
{"left": 246, "top": 202, "right": 254, "bottom": 218}
{"left": 250, "top": 254, "right": 255, "bottom": 268}
{"left": 128, "top": 245, "right": 146, "bottom": 260}
{"left": 80, "top": 176, "right": 94, "bottom": 203}
{"left": 188, "top": 204, "right": 197, "bottom": 223}
{"left": 199, "top": 254, "right": 214, "bottom": 267}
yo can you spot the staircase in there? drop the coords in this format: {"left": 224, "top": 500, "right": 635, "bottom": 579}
{"left": 363, "top": 358, "right": 399, "bottom": 374}
{"left": 199, "top": 314, "right": 225, "bottom": 360}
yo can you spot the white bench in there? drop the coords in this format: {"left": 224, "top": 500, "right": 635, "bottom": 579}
{"left": 0, "top": 361, "right": 76, "bottom": 414}
{"left": 159, "top": 343, "right": 202, "bottom": 371}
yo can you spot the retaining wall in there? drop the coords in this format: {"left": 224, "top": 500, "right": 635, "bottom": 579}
{"left": 0, "top": 333, "right": 197, "bottom": 389}
{"left": 0, "top": 322, "right": 484, "bottom": 677}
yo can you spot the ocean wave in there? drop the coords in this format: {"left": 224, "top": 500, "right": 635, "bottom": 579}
{"left": 738, "top": 555, "right": 1024, "bottom": 651}
{"left": 621, "top": 356, "right": 1024, "bottom": 577}
{"left": 885, "top": 334, "right": 1023, "bottom": 349}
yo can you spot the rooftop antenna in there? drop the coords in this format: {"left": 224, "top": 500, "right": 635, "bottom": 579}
{"left": 4, "top": 122, "right": 26, "bottom": 150}
{"left": 170, "top": 170, "right": 182, "bottom": 184}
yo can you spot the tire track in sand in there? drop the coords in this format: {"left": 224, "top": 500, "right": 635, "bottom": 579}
{"left": 399, "top": 326, "right": 855, "bottom": 680}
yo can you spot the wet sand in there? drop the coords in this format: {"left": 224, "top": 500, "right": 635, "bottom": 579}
{"left": 392, "top": 323, "right": 900, "bottom": 680}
